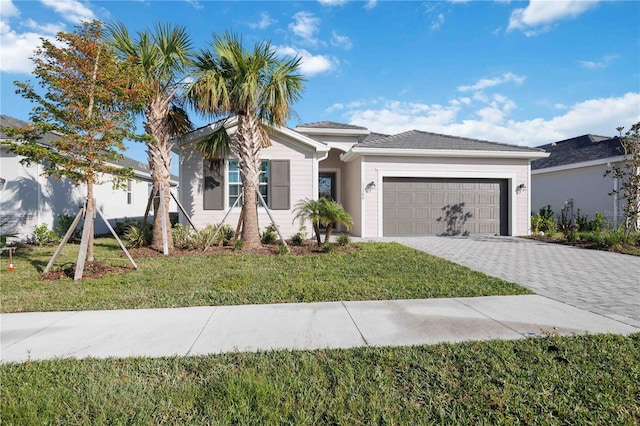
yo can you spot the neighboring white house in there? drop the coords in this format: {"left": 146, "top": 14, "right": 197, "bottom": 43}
{"left": 174, "top": 118, "right": 547, "bottom": 237}
{"left": 0, "top": 115, "right": 178, "bottom": 242}
{"left": 531, "top": 134, "right": 626, "bottom": 224}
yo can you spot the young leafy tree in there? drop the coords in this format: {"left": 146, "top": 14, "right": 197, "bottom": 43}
{"left": 2, "top": 20, "right": 144, "bottom": 280}
{"left": 605, "top": 122, "right": 640, "bottom": 233}
{"left": 187, "top": 32, "right": 305, "bottom": 249}
{"left": 107, "top": 22, "right": 194, "bottom": 252}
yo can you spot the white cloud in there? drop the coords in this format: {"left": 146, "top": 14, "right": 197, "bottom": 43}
{"left": 24, "top": 18, "right": 65, "bottom": 34}
{"left": 318, "top": 0, "right": 347, "bottom": 5}
{"left": 249, "top": 12, "right": 276, "bottom": 29}
{"left": 40, "top": 0, "right": 95, "bottom": 23}
{"left": 431, "top": 13, "right": 444, "bottom": 31}
{"left": 578, "top": 54, "right": 617, "bottom": 69}
{"left": 508, "top": 0, "right": 599, "bottom": 34}
{"left": 364, "top": 0, "right": 377, "bottom": 10}
{"left": 457, "top": 72, "right": 525, "bottom": 92}
{"left": 184, "top": 0, "right": 204, "bottom": 9}
{"left": 337, "top": 93, "right": 640, "bottom": 146}
{"left": 276, "top": 46, "right": 336, "bottom": 76}
{"left": 331, "top": 30, "right": 352, "bottom": 49}
{"left": 289, "top": 11, "right": 320, "bottom": 45}
{"left": 0, "top": 0, "right": 20, "bottom": 18}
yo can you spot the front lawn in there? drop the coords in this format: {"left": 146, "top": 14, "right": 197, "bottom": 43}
{"left": 2, "top": 333, "right": 638, "bottom": 424}
{"left": 0, "top": 239, "right": 530, "bottom": 313}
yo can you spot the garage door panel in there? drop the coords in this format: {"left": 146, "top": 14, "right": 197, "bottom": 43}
{"left": 383, "top": 178, "right": 507, "bottom": 236}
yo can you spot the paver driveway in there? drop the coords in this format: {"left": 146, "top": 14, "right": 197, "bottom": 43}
{"left": 386, "top": 236, "right": 640, "bottom": 327}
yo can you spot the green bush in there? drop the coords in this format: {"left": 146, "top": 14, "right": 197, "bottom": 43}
{"left": 124, "top": 224, "right": 150, "bottom": 248}
{"left": 32, "top": 224, "right": 59, "bottom": 246}
{"left": 171, "top": 223, "right": 191, "bottom": 249}
{"left": 54, "top": 213, "right": 82, "bottom": 239}
{"left": 114, "top": 217, "right": 140, "bottom": 236}
{"left": 275, "top": 243, "right": 289, "bottom": 255}
{"left": 190, "top": 225, "right": 216, "bottom": 250}
{"left": 291, "top": 233, "right": 304, "bottom": 246}
{"left": 337, "top": 234, "right": 351, "bottom": 247}
{"left": 233, "top": 239, "right": 244, "bottom": 251}
{"left": 321, "top": 243, "right": 335, "bottom": 253}
{"left": 261, "top": 224, "right": 278, "bottom": 245}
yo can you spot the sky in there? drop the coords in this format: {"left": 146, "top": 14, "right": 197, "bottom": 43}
{"left": 1, "top": 0, "right": 639, "bottom": 172}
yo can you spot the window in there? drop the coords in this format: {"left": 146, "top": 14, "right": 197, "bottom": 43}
{"left": 127, "top": 179, "right": 133, "bottom": 205}
{"left": 228, "top": 160, "right": 269, "bottom": 206}
{"left": 202, "top": 158, "right": 289, "bottom": 211}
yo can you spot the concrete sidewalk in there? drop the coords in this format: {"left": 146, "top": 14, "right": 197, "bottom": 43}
{"left": 2, "top": 295, "right": 637, "bottom": 363}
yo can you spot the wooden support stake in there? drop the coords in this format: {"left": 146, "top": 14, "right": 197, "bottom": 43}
{"left": 256, "top": 189, "right": 287, "bottom": 247}
{"left": 170, "top": 190, "right": 197, "bottom": 231}
{"left": 43, "top": 206, "right": 85, "bottom": 274}
{"left": 204, "top": 193, "right": 243, "bottom": 250}
{"left": 96, "top": 207, "right": 137, "bottom": 269}
{"left": 74, "top": 204, "right": 94, "bottom": 281}
{"left": 159, "top": 182, "right": 169, "bottom": 255}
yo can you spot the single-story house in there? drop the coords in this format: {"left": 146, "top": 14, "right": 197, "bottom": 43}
{"left": 531, "top": 134, "right": 626, "bottom": 224}
{"left": 0, "top": 115, "right": 177, "bottom": 242}
{"left": 175, "top": 118, "right": 547, "bottom": 238}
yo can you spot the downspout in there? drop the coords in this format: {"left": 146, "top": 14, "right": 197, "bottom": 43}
{"left": 613, "top": 176, "right": 618, "bottom": 227}
{"left": 361, "top": 156, "right": 367, "bottom": 238}
{"left": 314, "top": 149, "right": 329, "bottom": 200}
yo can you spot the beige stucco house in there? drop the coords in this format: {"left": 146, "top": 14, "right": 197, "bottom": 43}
{"left": 175, "top": 119, "right": 547, "bottom": 238}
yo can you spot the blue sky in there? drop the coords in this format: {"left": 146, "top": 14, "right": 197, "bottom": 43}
{"left": 2, "top": 0, "right": 639, "bottom": 171}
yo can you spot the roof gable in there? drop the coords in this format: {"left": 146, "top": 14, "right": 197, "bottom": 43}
{"left": 532, "top": 134, "right": 624, "bottom": 170}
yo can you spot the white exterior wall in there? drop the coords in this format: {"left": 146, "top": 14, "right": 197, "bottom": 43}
{"left": 0, "top": 146, "right": 167, "bottom": 241}
{"left": 178, "top": 133, "right": 317, "bottom": 238}
{"left": 531, "top": 162, "right": 622, "bottom": 223}
{"left": 359, "top": 156, "right": 531, "bottom": 237}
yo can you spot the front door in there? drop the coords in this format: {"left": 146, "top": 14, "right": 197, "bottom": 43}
{"left": 319, "top": 172, "right": 337, "bottom": 201}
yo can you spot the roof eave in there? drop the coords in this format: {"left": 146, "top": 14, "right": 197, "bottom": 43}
{"left": 341, "top": 147, "right": 550, "bottom": 162}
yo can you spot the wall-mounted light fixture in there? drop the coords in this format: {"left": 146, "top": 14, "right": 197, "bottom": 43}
{"left": 516, "top": 183, "right": 526, "bottom": 193}
{"left": 365, "top": 181, "right": 376, "bottom": 193}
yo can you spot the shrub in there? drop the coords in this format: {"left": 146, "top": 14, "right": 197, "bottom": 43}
{"left": 321, "top": 243, "right": 335, "bottom": 253}
{"left": 216, "top": 224, "right": 235, "bottom": 246}
{"left": 261, "top": 224, "right": 278, "bottom": 245}
{"left": 275, "top": 243, "right": 290, "bottom": 255}
{"left": 124, "top": 224, "right": 150, "bottom": 248}
{"left": 589, "top": 212, "right": 607, "bottom": 232}
{"left": 337, "top": 233, "right": 351, "bottom": 247}
{"left": 114, "top": 217, "right": 139, "bottom": 236}
{"left": 291, "top": 233, "right": 304, "bottom": 246}
{"left": 32, "top": 223, "right": 59, "bottom": 246}
{"left": 190, "top": 225, "right": 216, "bottom": 250}
{"left": 54, "top": 213, "right": 82, "bottom": 239}
{"left": 171, "top": 223, "right": 191, "bottom": 249}
{"left": 233, "top": 239, "right": 244, "bottom": 251}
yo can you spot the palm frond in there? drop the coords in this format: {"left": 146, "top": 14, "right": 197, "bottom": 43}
{"left": 194, "top": 126, "right": 232, "bottom": 159}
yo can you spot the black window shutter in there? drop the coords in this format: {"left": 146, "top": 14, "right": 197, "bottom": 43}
{"left": 269, "top": 160, "right": 290, "bottom": 210}
{"left": 203, "top": 158, "right": 224, "bottom": 210}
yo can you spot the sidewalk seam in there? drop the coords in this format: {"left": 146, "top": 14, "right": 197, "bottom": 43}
{"left": 341, "top": 301, "right": 369, "bottom": 346}
{"left": 1, "top": 311, "right": 80, "bottom": 350}
{"left": 453, "top": 298, "right": 527, "bottom": 338}
{"left": 186, "top": 307, "right": 218, "bottom": 356}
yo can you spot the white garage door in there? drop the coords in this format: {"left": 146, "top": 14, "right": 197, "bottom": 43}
{"left": 383, "top": 177, "right": 508, "bottom": 236}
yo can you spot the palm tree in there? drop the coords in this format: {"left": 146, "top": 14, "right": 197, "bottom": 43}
{"left": 106, "top": 22, "right": 194, "bottom": 252}
{"left": 293, "top": 198, "right": 352, "bottom": 245}
{"left": 320, "top": 199, "right": 352, "bottom": 243}
{"left": 293, "top": 198, "right": 325, "bottom": 246}
{"left": 186, "top": 32, "right": 305, "bottom": 249}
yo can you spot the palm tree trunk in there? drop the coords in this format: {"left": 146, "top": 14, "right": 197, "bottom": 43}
{"left": 313, "top": 222, "right": 322, "bottom": 246}
{"left": 324, "top": 223, "right": 334, "bottom": 244}
{"left": 236, "top": 112, "right": 263, "bottom": 248}
{"left": 144, "top": 97, "right": 174, "bottom": 252}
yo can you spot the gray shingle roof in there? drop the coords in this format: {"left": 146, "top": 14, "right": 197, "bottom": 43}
{"left": 531, "top": 134, "right": 624, "bottom": 170}
{"left": 0, "top": 115, "right": 159, "bottom": 177}
{"left": 297, "top": 121, "right": 369, "bottom": 130}
{"left": 354, "top": 130, "right": 544, "bottom": 153}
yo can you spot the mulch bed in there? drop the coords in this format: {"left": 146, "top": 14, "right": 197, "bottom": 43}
{"left": 523, "top": 236, "right": 638, "bottom": 254}
{"left": 42, "top": 239, "right": 355, "bottom": 280}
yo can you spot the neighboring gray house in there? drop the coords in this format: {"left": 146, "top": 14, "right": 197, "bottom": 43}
{"left": 531, "top": 134, "right": 626, "bottom": 223}
{"left": 0, "top": 115, "right": 177, "bottom": 242}
{"left": 175, "top": 118, "right": 547, "bottom": 237}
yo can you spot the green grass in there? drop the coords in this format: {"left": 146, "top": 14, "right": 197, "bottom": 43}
{"left": 2, "top": 333, "right": 638, "bottom": 424}
{"left": 0, "top": 239, "right": 530, "bottom": 313}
